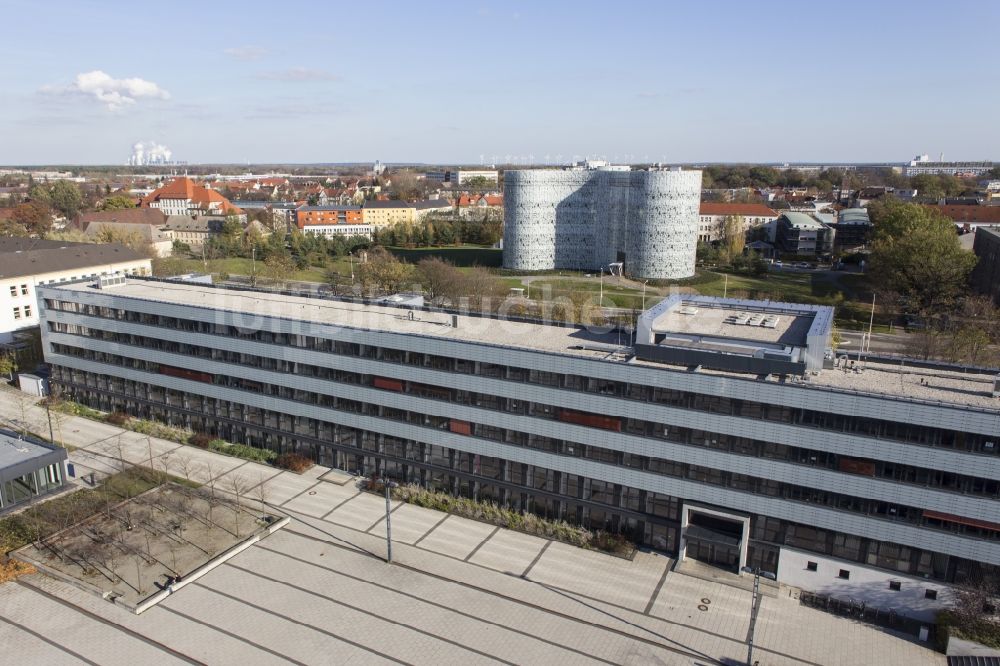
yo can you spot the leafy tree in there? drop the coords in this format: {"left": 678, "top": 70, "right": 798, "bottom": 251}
{"left": 48, "top": 181, "right": 83, "bottom": 219}
{"left": 11, "top": 202, "right": 51, "bottom": 235}
{"left": 463, "top": 176, "right": 495, "bottom": 189}
{"left": 356, "top": 247, "right": 413, "bottom": 295}
{"left": 868, "top": 199, "right": 977, "bottom": 313}
{"left": 0, "top": 353, "right": 17, "bottom": 380}
{"left": 261, "top": 251, "right": 296, "bottom": 283}
{"left": 696, "top": 240, "right": 718, "bottom": 263}
{"left": 719, "top": 215, "right": 746, "bottom": 264}
{"left": 99, "top": 195, "right": 136, "bottom": 211}
{"left": 28, "top": 183, "right": 52, "bottom": 205}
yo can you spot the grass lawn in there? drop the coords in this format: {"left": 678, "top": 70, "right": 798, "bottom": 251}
{"left": 388, "top": 245, "right": 502, "bottom": 267}
{"left": 161, "top": 257, "right": 345, "bottom": 283}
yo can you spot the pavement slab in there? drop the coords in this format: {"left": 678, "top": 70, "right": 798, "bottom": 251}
{"left": 415, "top": 513, "right": 498, "bottom": 560}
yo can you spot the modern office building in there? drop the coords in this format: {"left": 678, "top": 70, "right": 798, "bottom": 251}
{"left": 832, "top": 208, "right": 872, "bottom": 250}
{"left": 37, "top": 278, "right": 1000, "bottom": 622}
{"left": 774, "top": 212, "right": 836, "bottom": 256}
{"left": 502, "top": 167, "right": 702, "bottom": 279}
{"left": 0, "top": 430, "right": 67, "bottom": 513}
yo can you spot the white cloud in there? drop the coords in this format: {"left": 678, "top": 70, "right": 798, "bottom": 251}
{"left": 225, "top": 46, "right": 269, "bottom": 60}
{"left": 256, "top": 67, "right": 339, "bottom": 82}
{"left": 41, "top": 70, "right": 170, "bottom": 111}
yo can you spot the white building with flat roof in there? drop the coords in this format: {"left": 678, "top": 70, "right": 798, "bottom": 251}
{"left": 0, "top": 238, "right": 150, "bottom": 343}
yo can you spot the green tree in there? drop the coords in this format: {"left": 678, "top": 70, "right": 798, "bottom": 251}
{"left": 48, "top": 181, "right": 83, "bottom": 219}
{"left": 719, "top": 215, "right": 746, "bottom": 265}
{"left": 0, "top": 353, "right": 17, "bottom": 380}
{"left": 99, "top": 195, "right": 136, "bottom": 211}
{"left": 868, "top": 199, "right": 977, "bottom": 313}
{"left": 261, "top": 251, "right": 296, "bottom": 283}
{"left": 356, "top": 247, "right": 413, "bottom": 295}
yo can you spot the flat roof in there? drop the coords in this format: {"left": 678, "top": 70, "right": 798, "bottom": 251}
{"left": 780, "top": 212, "right": 826, "bottom": 229}
{"left": 0, "top": 430, "right": 66, "bottom": 484}
{"left": 53, "top": 279, "right": 629, "bottom": 360}
{"left": 48, "top": 279, "right": 1000, "bottom": 411}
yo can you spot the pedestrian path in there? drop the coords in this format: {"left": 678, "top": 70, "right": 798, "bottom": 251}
{"left": 0, "top": 387, "right": 944, "bottom": 665}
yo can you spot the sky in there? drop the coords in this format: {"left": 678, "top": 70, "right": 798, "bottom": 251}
{"left": 1, "top": 0, "right": 998, "bottom": 166}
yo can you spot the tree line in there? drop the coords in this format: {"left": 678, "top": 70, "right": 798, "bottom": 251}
{"left": 373, "top": 217, "right": 502, "bottom": 248}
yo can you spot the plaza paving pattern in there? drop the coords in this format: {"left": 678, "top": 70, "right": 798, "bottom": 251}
{"left": 0, "top": 389, "right": 944, "bottom": 665}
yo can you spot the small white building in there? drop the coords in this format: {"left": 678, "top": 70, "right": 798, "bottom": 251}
{"left": 0, "top": 238, "right": 151, "bottom": 343}
{"left": 301, "top": 222, "right": 375, "bottom": 240}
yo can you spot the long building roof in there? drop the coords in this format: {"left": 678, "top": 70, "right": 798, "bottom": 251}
{"left": 48, "top": 278, "right": 1000, "bottom": 411}
{"left": 0, "top": 239, "right": 148, "bottom": 280}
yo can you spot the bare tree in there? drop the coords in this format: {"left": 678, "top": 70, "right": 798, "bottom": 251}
{"left": 226, "top": 475, "right": 251, "bottom": 538}
{"left": 253, "top": 474, "right": 271, "bottom": 515}
{"left": 174, "top": 453, "right": 195, "bottom": 484}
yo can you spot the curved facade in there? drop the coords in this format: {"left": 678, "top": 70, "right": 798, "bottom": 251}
{"left": 502, "top": 168, "right": 702, "bottom": 279}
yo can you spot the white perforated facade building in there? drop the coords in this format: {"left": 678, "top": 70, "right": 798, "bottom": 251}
{"left": 502, "top": 168, "right": 702, "bottom": 279}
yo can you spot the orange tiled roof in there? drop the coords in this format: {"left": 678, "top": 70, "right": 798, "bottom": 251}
{"left": 141, "top": 177, "right": 243, "bottom": 215}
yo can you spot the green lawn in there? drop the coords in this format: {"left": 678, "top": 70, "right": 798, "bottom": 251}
{"left": 160, "top": 257, "right": 347, "bottom": 283}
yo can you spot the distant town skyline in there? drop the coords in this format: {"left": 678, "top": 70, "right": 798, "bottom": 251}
{"left": 1, "top": 0, "right": 998, "bottom": 165}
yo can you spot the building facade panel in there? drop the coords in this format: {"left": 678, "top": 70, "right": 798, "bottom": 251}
{"left": 502, "top": 168, "right": 702, "bottom": 279}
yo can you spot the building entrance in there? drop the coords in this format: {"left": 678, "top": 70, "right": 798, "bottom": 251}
{"left": 681, "top": 506, "right": 748, "bottom": 574}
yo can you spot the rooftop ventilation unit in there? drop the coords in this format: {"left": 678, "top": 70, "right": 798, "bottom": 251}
{"left": 95, "top": 274, "right": 127, "bottom": 290}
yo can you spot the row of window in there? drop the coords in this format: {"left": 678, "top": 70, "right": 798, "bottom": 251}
{"left": 13, "top": 305, "right": 32, "bottom": 320}
{"left": 39, "top": 303, "right": 998, "bottom": 456}
{"left": 46, "top": 330, "right": 1000, "bottom": 499}
{"left": 48, "top": 359, "right": 1000, "bottom": 544}
{"left": 53, "top": 372, "right": 999, "bottom": 584}
{"left": 9, "top": 284, "right": 28, "bottom": 297}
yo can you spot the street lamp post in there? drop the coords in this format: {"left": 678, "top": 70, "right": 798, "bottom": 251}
{"left": 740, "top": 565, "right": 777, "bottom": 666}
{"left": 379, "top": 478, "right": 399, "bottom": 562}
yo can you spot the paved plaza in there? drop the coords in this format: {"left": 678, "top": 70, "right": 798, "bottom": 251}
{"left": 0, "top": 388, "right": 945, "bottom": 665}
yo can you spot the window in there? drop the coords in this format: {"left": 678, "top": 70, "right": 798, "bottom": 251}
{"left": 12, "top": 307, "right": 20, "bottom": 320}
{"left": 838, "top": 569, "right": 851, "bottom": 580}
{"left": 23, "top": 305, "right": 31, "bottom": 318}
{"left": 925, "top": 589, "right": 938, "bottom": 600}
{"left": 806, "top": 561, "right": 818, "bottom": 572}
{"left": 889, "top": 581, "right": 901, "bottom": 591}
{"left": 8, "top": 286, "right": 16, "bottom": 297}
{"left": 20, "top": 284, "right": 28, "bottom": 295}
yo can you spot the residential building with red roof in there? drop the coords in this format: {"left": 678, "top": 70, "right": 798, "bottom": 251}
{"left": 698, "top": 202, "right": 780, "bottom": 243}
{"left": 926, "top": 204, "right": 1000, "bottom": 229}
{"left": 140, "top": 177, "right": 245, "bottom": 220}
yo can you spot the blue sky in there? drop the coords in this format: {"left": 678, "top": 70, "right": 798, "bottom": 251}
{"left": 1, "top": 0, "right": 997, "bottom": 165}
